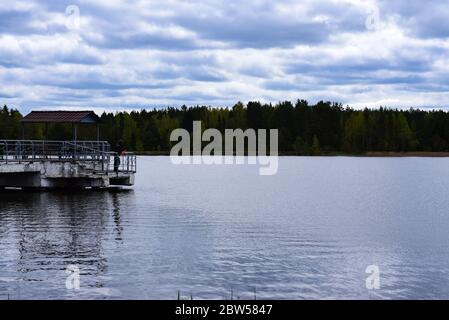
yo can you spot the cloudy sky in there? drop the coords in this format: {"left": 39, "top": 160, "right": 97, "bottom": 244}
{"left": 1, "top": 0, "right": 449, "bottom": 113}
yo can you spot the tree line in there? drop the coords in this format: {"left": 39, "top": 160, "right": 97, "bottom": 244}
{"left": 1, "top": 101, "right": 449, "bottom": 154}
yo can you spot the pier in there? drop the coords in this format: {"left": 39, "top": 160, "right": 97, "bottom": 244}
{"left": 0, "top": 111, "right": 136, "bottom": 189}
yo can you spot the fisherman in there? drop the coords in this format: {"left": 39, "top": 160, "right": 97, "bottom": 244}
{"left": 114, "top": 140, "right": 125, "bottom": 173}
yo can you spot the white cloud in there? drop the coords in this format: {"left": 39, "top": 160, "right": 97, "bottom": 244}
{"left": 0, "top": 0, "right": 448, "bottom": 112}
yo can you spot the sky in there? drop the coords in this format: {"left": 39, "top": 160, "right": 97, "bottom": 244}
{"left": 1, "top": 0, "right": 449, "bottom": 113}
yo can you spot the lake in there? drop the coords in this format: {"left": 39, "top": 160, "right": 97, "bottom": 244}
{"left": 1, "top": 156, "right": 449, "bottom": 299}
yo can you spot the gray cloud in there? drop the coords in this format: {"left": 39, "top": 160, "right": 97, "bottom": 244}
{"left": 176, "top": 18, "right": 330, "bottom": 48}
{"left": 0, "top": 6, "right": 68, "bottom": 36}
{"left": 379, "top": 0, "right": 449, "bottom": 39}
{"left": 83, "top": 32, "right": 202, "bottom": 51}
{"left": 1, "top": 0, "right": 449, "bottom": 112}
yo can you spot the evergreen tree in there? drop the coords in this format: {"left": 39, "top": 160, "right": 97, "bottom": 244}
{"left": 1, "top": 101, "right": 449, "bottom": 154}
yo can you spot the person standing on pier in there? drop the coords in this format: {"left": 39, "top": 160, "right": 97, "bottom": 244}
{"left": 114, "top": 140, "right": 126, "bottom": 173}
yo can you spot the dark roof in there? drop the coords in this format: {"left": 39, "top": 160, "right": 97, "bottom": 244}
{"left": 21, "top": 111, "right": 100, "bottom": 124}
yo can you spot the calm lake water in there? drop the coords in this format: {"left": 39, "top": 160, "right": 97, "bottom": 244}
{"left": 2, "top": 156, "right": 449, "bottom": 299}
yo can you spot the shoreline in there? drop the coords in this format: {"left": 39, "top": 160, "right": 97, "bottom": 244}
{"left": 132, "top": 151, "right": 449, "bottom": 157}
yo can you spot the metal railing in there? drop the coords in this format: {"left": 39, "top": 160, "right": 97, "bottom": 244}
{"left": 0, "top": 140, "right": 136, "bottom": 174}
{"left": 110, "top": 152, "right": 137, "bottom": 174}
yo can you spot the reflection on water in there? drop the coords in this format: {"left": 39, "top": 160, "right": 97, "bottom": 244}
{"left": 2, "top": 156, "right": 449, "bottom": 299}
{"left": 0, "top": 189, "right": 134, "bottom": 299}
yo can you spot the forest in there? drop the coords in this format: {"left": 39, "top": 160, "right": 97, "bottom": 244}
{"left": 1, "top": 100, "right": 449, "bottom": 155}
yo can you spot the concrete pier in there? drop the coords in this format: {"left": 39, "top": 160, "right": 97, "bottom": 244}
{"left": 0, "top": 140, "right": 136, "bottom": 189}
